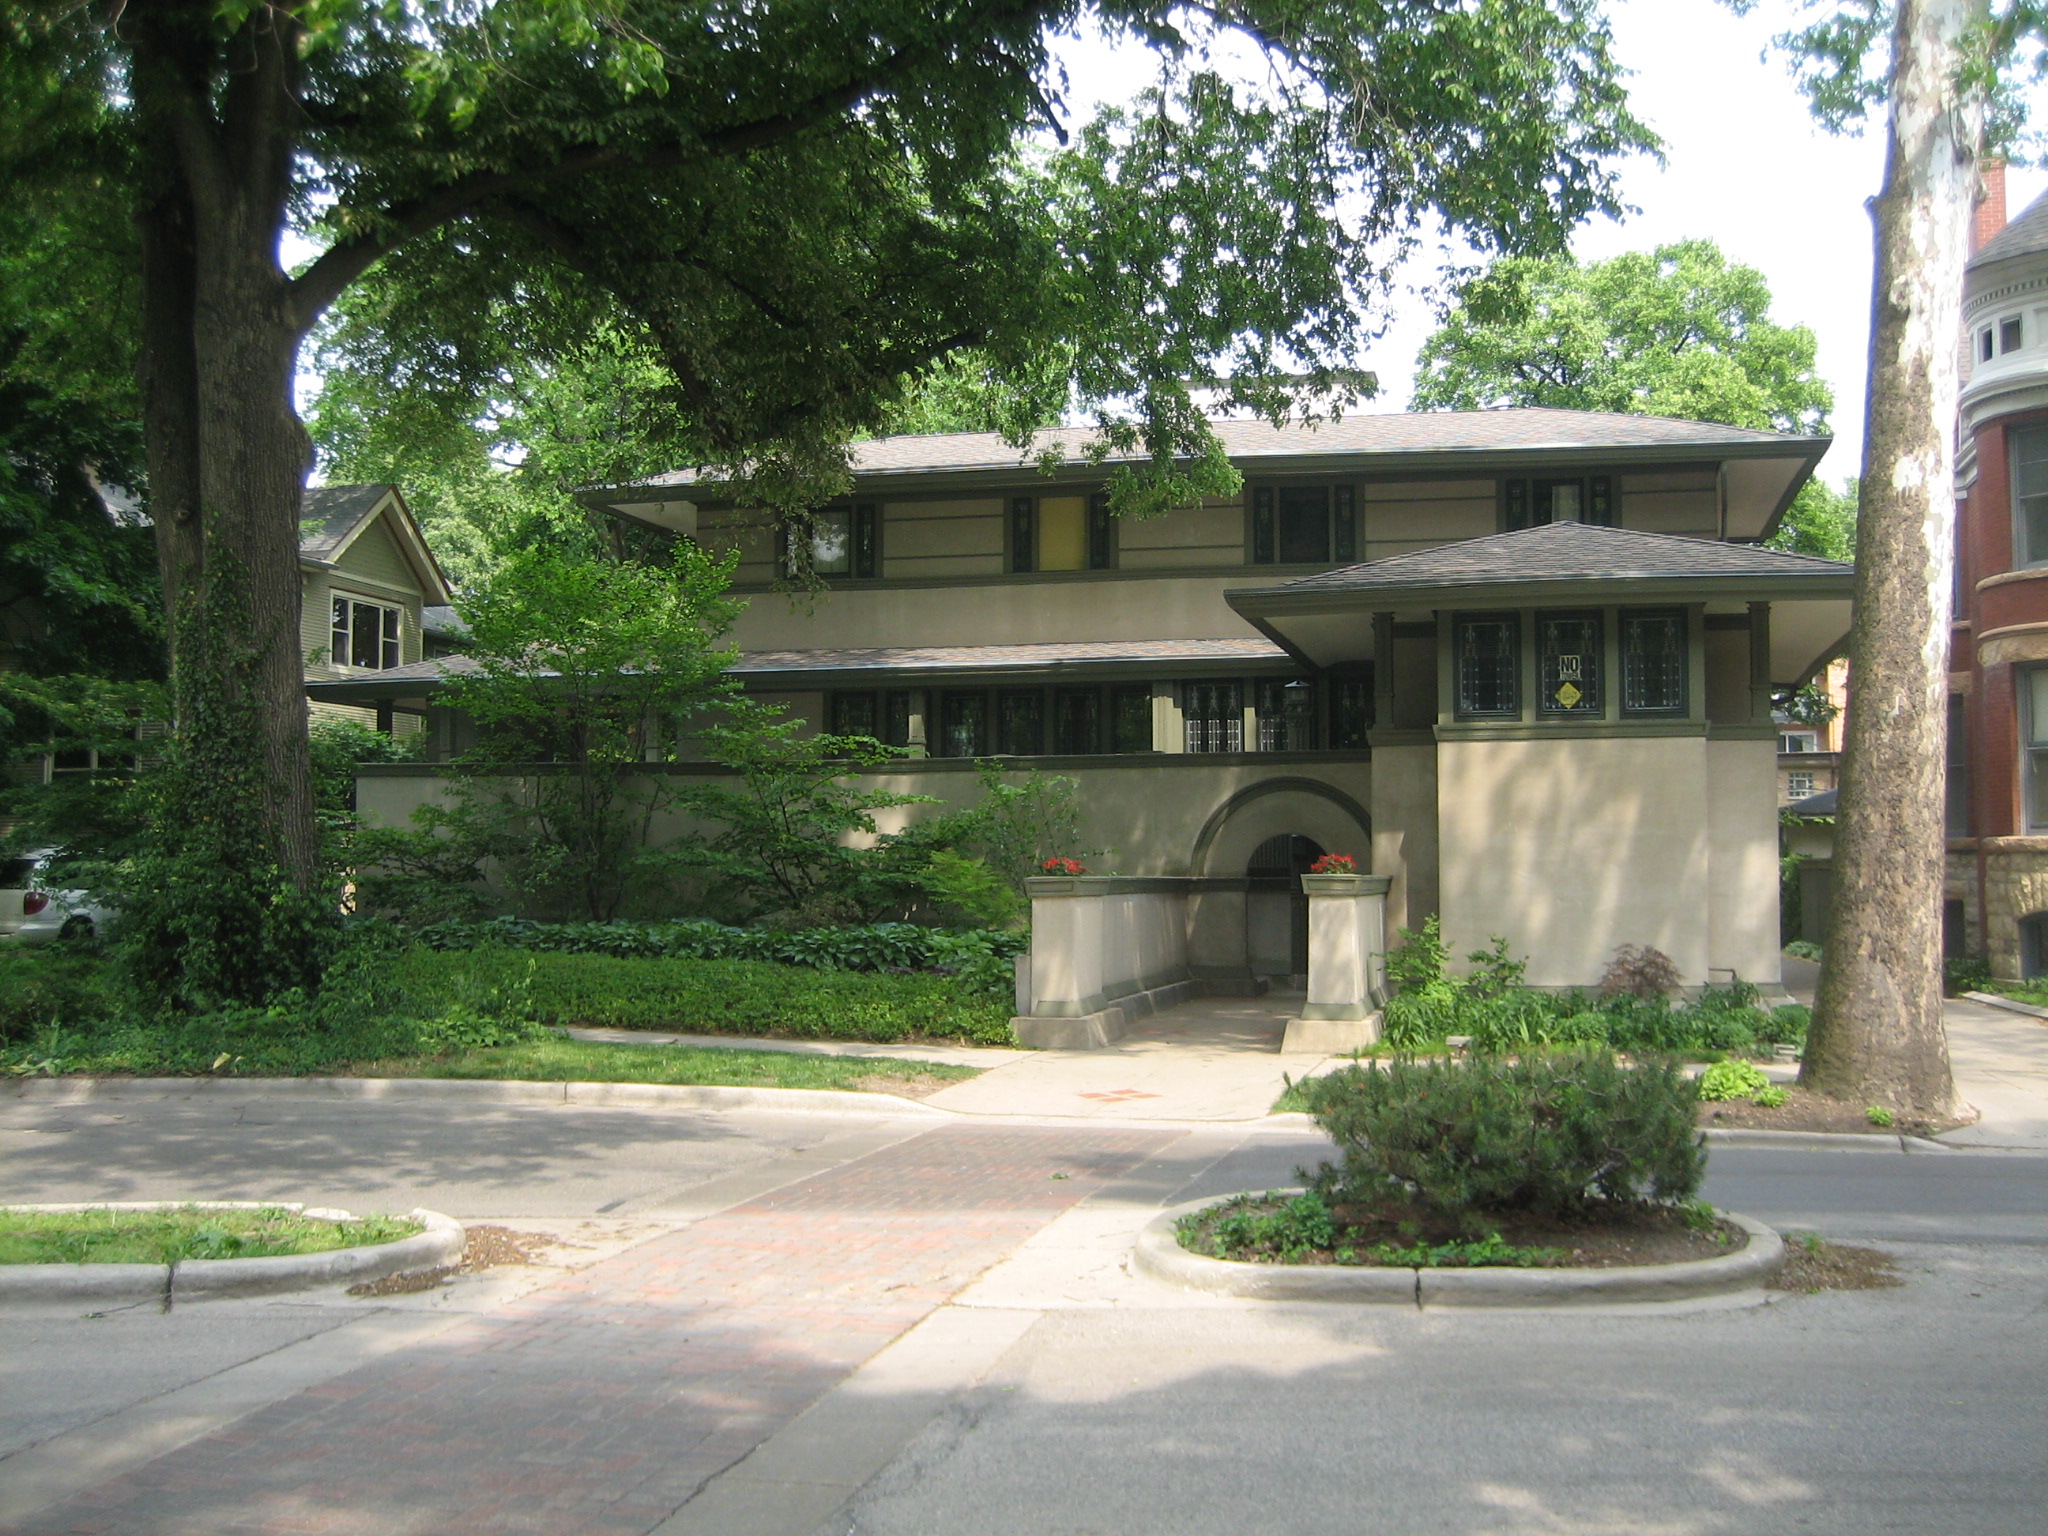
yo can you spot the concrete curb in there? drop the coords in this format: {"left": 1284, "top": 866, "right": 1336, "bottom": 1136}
{"left": 1131, "top": 1194, "right": 1783, "bottom": 1307}
{"left": 1703, "top": 1127, "right": 1957, "bottom": 1153}
{"left": 0, "top": 1074, "right": 946, "bottom": 1118}
{"left": 0, "top": 1202, "right": 465, "bottom": 1306}
{"left": 1962, "top": 990, "right": 2048, "bottom": 1020}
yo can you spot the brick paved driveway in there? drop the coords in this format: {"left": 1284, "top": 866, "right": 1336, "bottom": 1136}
{"left": 16, "top": 1125, "right": 1177, "bottom": 1536}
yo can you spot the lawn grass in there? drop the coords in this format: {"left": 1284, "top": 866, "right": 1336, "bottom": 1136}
{"left": 349, "top": 1035, "right": 981, "bottom": 1097}
{"left": 0, "top": 1206, "right": 421, "bottom": 1265}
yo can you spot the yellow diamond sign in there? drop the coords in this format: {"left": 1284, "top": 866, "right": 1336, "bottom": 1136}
{"left": 1554, "top": 681, "right": 1583, "bottom": 710}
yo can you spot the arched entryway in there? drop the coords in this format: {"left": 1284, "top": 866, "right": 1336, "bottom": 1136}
{"left": 1245, "top": 833, "right": 1325, "bottom": 986}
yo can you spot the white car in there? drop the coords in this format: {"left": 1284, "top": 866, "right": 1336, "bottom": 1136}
{"left": 0, "top": 850, "right": 111, "bottom": 944}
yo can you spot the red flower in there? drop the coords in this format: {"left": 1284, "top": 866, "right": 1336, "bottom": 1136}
{"left": 1040, "top": 857, "right": 1087, "bottom": 876}
{"left": 1308, "top": 853, "right": 1357, "bottom": 875}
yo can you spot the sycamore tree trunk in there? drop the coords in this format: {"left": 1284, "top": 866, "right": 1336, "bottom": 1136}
{"left": 127, "top": 8, "right": 323, "bottom": 997}
{"left": 1804, "top": 0, "right": 1978, "bottom": 1120}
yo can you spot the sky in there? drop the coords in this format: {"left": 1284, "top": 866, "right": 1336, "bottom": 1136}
{"left": 1053, "top": 0, "right": 2048, "bottom": 487}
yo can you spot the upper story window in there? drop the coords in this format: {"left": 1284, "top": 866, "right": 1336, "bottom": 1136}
{"left": 2011, "top": 425, "right": 2048, "bottom": 568}
{"left": 788, "top": 504, "right": 879, "bottom": 579}
{"left": 2003, "top": 316, "right": 2025, "bottom": 353}
{"left": 332, "top": 596, "right": 401, "bottom": 670}
{"left": 1454, "top": 613, "right": 1520, "bottom": 719}
{"left": 1980, "top": 327, "right": 1995, "bottom": 363}
{"left": 1538, "top": 612, "right": 1603, "bottom": 717}
{"left": 1328, "top": 672, "right": 1374, "bottom": 748}
{"left": 1505, "top": 475, "right": 1613, "bottom": 529}
{"left": 1010, "top": 494, "right": 1113, "bottom": 573}
{"left": 1786, "top": 770, "right": 1816, "bottom": 799}
{"left": 1621, "top": 608, "right": 1688, "bottom": 716}
{"left": 1779, "top": 729, "right": 1821, "bottom": 754}
{"left": 1250, "top": 485, "right": 1357, "bottom": 565}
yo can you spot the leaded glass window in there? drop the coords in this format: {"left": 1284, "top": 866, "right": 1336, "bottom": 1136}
{"left": 937, "top": 693, "right": 985, "bottom": 758}
{"left": 996, "top": 690, "right": 1044, "bottom": 755}
{"left": 1053, "top": 689, "right": 1100, "bottom": 754}
{"left": 1329, "top": 672, "right": 1374, "bottom": 748}
{"left": 1539, "top": 612, "right": 1602, "bottom": 717}
{"left": 1621, "top": 609, "right": 1687, "bottom": 716}
{"left": 1455, "top": 614, "right": 1519, "bottom": 718}
{"left": 1110, "top": 685, "right": 1153, "bottom": 752}
{"left": 331, "top": 596, "right": 401, "bottom": 669}
{"left": 829, "top": 691, "right": 879, "bottom": 739}
{"left": 1183, "top": 681, "right": 1243, "bottom": 752}
{"left": 1255, "top": 678, "right": 1317, "bottom": 751}
{"left": 2013, "top": 425, "right": 2048, "bottom": 567}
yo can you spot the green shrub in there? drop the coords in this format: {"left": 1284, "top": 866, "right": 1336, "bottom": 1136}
{"left": 1549, "top": 1011, "right": 1611, "bottom": 1046}
{"left": 1697, "top": 1059, "right": 1771, "bottom": 1101}
{"left": 1783, "top": 939, "right": 1823, "bottom": 962}
{"left": 1301, "top": 1052, "right": 1704, "bottom": 1226}
{"left": 0, "top": 951, "right": 122, "bottom": 1044}
{"left": 392, "top": 947, "right": 1015, "bottom": 1045}
{"left": 1760, "top": 1004, "right": 1809, "bottom": 1049}
{"left": 1944, "top": 955, "right": 1991, "bottom": 996}
{"left": 1754, "top": 1085, "right": 1789, "bottom": 1108}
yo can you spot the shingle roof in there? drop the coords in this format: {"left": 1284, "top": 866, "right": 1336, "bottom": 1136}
{"left": 1252, "top": 521, "right": 1853, "bottom": 596}
{"left": 1787, "top": 787, "right": 1839, "bottom": 816}
{"left": 1971, "top": 187, "right": 2048, "bottom": 268}
{"left": 421, "top": 605, "right": 467, "bottom": 639}
{"left": 728, "top": 638, "right": 1287, "bottom": 674}
{"left": 619, "top": 409, "right": 1819, "bottom": 491}
{"left": 300, "top": 484, "right": 393, "bottom": 561}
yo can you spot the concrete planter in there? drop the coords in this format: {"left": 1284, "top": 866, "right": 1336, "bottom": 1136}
{"left": 0, "top": 1201, "right": 465, "bottom": 1307}
{"left": 1132, "top": 1194, "right": 1785, "bottom": 1307}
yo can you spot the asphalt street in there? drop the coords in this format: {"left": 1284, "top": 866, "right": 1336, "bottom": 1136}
{"left": 2, "top": 1092, "right": 2043, "bottom": 1536}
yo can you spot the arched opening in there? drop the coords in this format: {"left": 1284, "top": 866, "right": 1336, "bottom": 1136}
{"left": 2021, "top": 913, "right": 2048, "bottom": 979}
{"left": 1245, "top": 833, "right": 1325, "bottom": 986}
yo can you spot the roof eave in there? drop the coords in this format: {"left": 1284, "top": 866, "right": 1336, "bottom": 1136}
{"left": 1227, "top": 573, "right": 1858, "bottom": 617}
{"left": 586, "top": 437, "right": 1833, "bottom": 510}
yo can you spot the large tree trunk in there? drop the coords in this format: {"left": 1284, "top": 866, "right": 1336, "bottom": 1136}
{"left": 127, "top": 7, "right": 322, "bottom": 998}
{"left": 1804, "top": 0, "right": 1978, "bottom": 1120}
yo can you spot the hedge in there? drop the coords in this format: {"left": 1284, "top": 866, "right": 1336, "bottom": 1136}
{"left": 392, "top": 948, "right": 1016, "bottom": 1046}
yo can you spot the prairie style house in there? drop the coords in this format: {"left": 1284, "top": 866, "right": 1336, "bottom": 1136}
{"left": 299, "top": 484, "right": 452, "bottom": 733}
{"left": 313, "top": 410, "right": 1851, "bottom": 992}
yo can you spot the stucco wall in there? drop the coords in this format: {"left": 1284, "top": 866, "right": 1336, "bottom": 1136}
{"left": 1368, "top": 742, "right": 1438, "bottom": 938}
{"left": 1436, "top": 734, "right": 1724, "bottom": 987}
{"left": 1706, "top": 737, "right": 1784, "bottom": 985}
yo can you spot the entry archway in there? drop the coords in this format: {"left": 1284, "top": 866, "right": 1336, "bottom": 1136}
{"left": 1245, "top": 833, "right": 1324, "bottom": 983}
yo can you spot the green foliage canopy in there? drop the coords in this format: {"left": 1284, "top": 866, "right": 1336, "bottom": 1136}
{"left": 1412, "top": 239, "right": 1832, "bottom": 433}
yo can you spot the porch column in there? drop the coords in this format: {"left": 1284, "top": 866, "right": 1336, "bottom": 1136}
{"left": 1282, "top": 873, "right": 1391, "bottom": 1054}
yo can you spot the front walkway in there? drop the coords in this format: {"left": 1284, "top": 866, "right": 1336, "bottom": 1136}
{"left": 920, "top": 995, "right": 1310, "bottom": 1121}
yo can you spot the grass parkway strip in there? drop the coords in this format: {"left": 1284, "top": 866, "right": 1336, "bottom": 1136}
{"left": 12, "top": 1123, "right": 1177, "bottom": 1536}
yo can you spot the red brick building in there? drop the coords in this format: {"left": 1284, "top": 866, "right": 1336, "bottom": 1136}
{"left": 1950, "top": 164, "right": 2048, "bottom": 975}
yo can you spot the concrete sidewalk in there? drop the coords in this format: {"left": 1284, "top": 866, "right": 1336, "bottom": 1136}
{"left": 1942, "top": 996, "right": 2048, "bottom": 1150}
{"left": 920, "top": 996, "right": 1318, "bottom": 1121}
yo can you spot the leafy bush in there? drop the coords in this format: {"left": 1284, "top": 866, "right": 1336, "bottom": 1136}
{"left": 0, "top": 951, "right": 122, "bottom": 1044}
{"left": 1599, "top": 943, "right": 1681, "bottom": 1000}
{"left": 1696, "top": 1059, "right": 1772, "bottom": 1102}
{"left": 1944, "top": 955, "right": 1991, "bottom": 996}
{"left": 392, "top": 948, "right": 1015, "bottom": 1045}
{"left": 1783, "top": 939, "right": 1823, "bottom": 962}
{"left": 1301, "top": 1052, "right": 1705, "bottom": 1226}
{"left": 1753, "top": 1085, "right": 1789, "bottom": 1108}
{"left": 1177, "top": 1191, "right": 1340, "bottom": 1264}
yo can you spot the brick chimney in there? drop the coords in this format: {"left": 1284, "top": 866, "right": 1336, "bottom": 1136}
{"left": 1974, "top": 158, "right": 2008, "bottom": 254}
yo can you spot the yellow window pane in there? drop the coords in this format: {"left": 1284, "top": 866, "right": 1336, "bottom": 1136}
{"left": 1036, "top": 496, "right": 1088, "bottom": 571}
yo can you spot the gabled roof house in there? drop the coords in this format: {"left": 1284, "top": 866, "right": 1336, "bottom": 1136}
{"left": 313, "top": 409, "right": 1850, "bottom": 996}
{"left": 299, "top": 484, "right": 453, "bottom": 731}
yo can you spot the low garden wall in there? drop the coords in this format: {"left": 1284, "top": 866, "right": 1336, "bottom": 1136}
{"left": 1013, "top": 876, "right": 1197, "bottom": 1049}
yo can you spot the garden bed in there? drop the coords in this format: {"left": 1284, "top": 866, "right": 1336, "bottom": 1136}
{"left": 1697, "top": 1087, "right": 1919, "bottom": 1135}
{"left": 1174, "top": 1191, "right": 1746, "bottom": 1271}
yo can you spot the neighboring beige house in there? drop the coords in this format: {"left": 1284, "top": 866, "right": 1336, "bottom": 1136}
{"left": 1775, "top": 656, "right": 1848, "bottom": 807}
{"left": 299, "top": 484, "right": 452, "bottom": 734}
{"left": 311, "top": 410, "right": 1851, "bottom": 992}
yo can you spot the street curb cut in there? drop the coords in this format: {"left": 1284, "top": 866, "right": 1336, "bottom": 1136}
{"left": 0, "top": 1075, "right": 945, "bottom": 1118}
{"left": 1131, "top": 1194, "right": 1783, "bottom": 1307}
{"left": 0, "top": 1203, "right": 465, "bottom": 1306}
